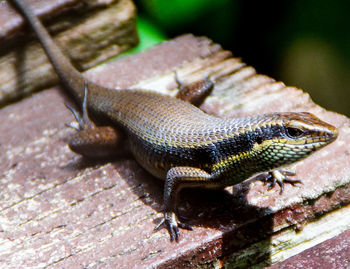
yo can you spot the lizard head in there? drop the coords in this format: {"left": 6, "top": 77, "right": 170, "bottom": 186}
{"left": 252, "top": 112, "right": 338, "bottom": 169}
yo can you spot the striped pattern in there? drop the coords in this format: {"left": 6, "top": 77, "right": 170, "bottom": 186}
{"left": 94, "top": 91, "right": 338, "bottom": 185}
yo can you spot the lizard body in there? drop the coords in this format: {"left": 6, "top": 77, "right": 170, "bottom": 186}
{"left": 9, "top": 0, "right": 338, "bottom": 241}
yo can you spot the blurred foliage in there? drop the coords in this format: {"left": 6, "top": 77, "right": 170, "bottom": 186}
{"left": 132, "top": 0, "right": 349, "bottom": 116}
{"left": 123, "top": 17, "right": 167, "bottom": 56}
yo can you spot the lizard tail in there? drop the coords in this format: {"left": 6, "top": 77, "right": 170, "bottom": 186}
{"left": 10, "top": 0, "right": 86, "bottom": 102}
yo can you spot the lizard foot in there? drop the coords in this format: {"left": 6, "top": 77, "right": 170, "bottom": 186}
{"left": 155, "top": 211, "right": 193, "bottom": 242}
{"left": 65, "top": 81, "right": 93, "bottom": 131}
{"left": 265, "top": 170, "right": 302, "bottom": 194}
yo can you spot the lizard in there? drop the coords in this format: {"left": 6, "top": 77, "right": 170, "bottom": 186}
{"left": 9, "top": 0, "right": 338, "bottom": 241}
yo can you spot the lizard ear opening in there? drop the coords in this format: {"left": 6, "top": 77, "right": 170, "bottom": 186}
{"left": 256, "top": 136, "right": 263, "bottom": 144}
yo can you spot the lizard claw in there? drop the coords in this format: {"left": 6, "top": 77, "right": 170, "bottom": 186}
{"left": 65, "top": 81, "right": 94, "bottom": 131}
{"left": 265, "top": 170, "right": 302, "bottom": 194}
{"left": 65, "top": 103, "right": 86, "bottom": 130}
{"left": 155, "top": 212, "right": 192, "bottom": 242}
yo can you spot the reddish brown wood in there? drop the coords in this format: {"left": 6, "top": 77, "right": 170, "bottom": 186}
{"left": 0, "top": 34, "right": 349, "bottom": 268}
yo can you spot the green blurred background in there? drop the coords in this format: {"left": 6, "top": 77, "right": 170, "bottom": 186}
{"left": 132, "top": 0, "right": 349, "bottom": 116}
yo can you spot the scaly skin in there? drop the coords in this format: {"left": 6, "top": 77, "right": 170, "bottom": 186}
{"left": 10, "top": 0, "right": 338, "bottom": 241}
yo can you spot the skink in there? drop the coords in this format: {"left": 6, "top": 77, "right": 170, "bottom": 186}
{"left": 10, "top": 0, "right": 338, "bottom": 241}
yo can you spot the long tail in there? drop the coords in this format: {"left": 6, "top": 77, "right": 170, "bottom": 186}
{"left": 10, "top": 0, "right": 85, "bottom": 101}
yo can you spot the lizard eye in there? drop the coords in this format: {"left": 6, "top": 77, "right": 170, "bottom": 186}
{"left": 286, "top": 127, "right": 304, "bottom": 138}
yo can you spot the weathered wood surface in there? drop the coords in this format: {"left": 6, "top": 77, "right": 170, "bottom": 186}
{"left": 269, "top": 228, "right": 350, "bottom": 269}
{"left": 0, "top": 33, "right": 349, "bottom": 268}
{"left": 0, "top": 0, "right": 138, "bottom": 106}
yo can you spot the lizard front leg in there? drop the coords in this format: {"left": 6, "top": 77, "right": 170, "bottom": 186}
{"left": 155, "top": 166, "right": 216, "bottom": 241}
{"left": 174, "top": 71, "right": 214, "bottom": 107}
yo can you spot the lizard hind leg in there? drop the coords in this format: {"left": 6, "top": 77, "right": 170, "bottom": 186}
{"left": 65, "top": 82, "right": 125, "bottom": 158}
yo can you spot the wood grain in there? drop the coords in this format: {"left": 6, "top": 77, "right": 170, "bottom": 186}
{"left": 0, "top": 0, "right": 138, "bottom": 106}
{"left": 0, "top": 34, "right": 349, "bottom": 268}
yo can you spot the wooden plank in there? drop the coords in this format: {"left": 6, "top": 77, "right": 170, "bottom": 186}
{"left": 0, "top": 34, "right": 349, "bottom": 268}
{"left": 269, "top": 228, "right": 350, "bottom": 269}
{"left": 0, "top": 0, "right": 138, "bottom": 106}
